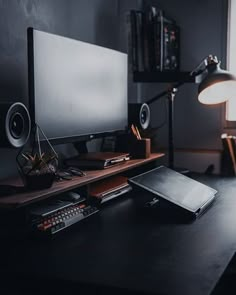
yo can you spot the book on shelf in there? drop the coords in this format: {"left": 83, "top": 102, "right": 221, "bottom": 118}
{"left": 65, "top": 152, "right": 130, "bottom": 170}
{"left": 128, "top": 10, "right": 138, "bottom": 72}
{"left": 146, "top": 6, "right": 160, "bottom": 71}
{"left": 142, "top": 8, "right": 152, "bottom": 71}
{"left": 128, "top": 10, "right": 145, "bottom": 72}
{"left": 89, "top": 175, "right": 132, "bottom": 204}
{"left": 128, "top": 6, "right": 180, "bottom": 73}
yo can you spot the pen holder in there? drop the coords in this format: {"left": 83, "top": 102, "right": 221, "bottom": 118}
{"left": 116, "top": 134, "right": 151, "bottom": 159}
{"left": 130, "top": 138, "right": 151, "bottom": 159}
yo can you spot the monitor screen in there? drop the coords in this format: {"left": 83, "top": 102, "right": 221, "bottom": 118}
{"left": 28, "top": 28, "right": 128, "bottom": 144}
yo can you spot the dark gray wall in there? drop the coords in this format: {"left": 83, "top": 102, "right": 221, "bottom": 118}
{"left": 0, "top": 0, "right": 229, "bottom": 179}
{"left": 141, "top": 0, "right": 228, "bottom": 151}
{"left": 0, "top": 0, "right": 70, "bottom": 104}
{"left": 0, "top": 0, "right": 71, "bottom": 179}
{"left": 0, "top": 0, "right": 120, "bottom": 179}
{"left": 68, "top": 0, "right": 119, "bottom": 49}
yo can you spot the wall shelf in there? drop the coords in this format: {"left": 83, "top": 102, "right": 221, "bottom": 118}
{"left": 133, "top": 71, "right": 195, "bottom": 83}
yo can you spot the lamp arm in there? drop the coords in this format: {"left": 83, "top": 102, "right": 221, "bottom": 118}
{"left": 146, "top": 81, "right": 185, "bottom": 105}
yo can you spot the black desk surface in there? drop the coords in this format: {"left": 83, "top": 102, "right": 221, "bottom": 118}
{"left": 1, "top": 173, "right": 236, "bottom": 295}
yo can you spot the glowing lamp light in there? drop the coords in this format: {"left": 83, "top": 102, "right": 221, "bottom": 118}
{"left": 198, "top": 56, "right": 236, "bottom": 105}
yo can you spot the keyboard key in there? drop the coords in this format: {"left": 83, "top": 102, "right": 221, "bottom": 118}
{"left": 34, "top": 203, "right": 98, "bottom": 235}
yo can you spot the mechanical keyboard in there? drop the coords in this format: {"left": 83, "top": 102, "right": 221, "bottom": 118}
{"left": 30, "top": 200, "right": 99, "bottom": 235}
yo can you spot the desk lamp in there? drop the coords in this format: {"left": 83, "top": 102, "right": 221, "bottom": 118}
{"left": 144, "top": 55, "right": 236, "bottom": 170}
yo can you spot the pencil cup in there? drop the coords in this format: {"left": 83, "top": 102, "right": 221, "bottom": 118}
{"left": 131, "top": 138, "right": 151, "bottom": 159}
{"left": 115, "top": 134, "right": 151, "bottom": 159}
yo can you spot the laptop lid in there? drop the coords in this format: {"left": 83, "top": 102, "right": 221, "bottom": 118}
{"left": 128, "top": 166, "right": 217, "bottom": 214}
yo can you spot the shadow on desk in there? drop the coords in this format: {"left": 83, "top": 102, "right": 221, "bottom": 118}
{"left": 212, "top": 252, "right": 236, "bottom": 295}
{"left": 131, "top": 189, "right": 213, "bottom": 225}
{"left": 0, "top": 275, "right": 165, "bottom": 295}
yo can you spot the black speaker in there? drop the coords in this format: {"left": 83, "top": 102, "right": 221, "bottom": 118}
{"left": 128, "top": 103, "right": 150, "bottom": 130}
{"left": 0, "top": 102, "right": 31, "bottom": 148}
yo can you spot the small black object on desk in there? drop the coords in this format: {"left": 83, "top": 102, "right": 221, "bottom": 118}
{"left": 55, "top": 171, "right": 73, "bottom": 181}
{"left": 56, "top": 167, "right": 86, "bottom": 180}
{"left": 60, "top": 191, "right": 82, "bottom": 202}
{"left": 67, "top": 166, "right": 86, "bottom": 176}
{"left": 144, "top": 197, "right": 159, "bottom": 208}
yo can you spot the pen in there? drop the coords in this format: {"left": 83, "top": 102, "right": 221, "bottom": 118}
{"left": 131, "top": 124, "right": 138, "bottom": 139}
{"left": 135, "top": 125, "right": 142, "bottom": 140}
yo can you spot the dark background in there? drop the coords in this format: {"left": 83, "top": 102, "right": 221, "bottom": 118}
{"left": 0, "top": 0, "right": 228, "bottom": 179}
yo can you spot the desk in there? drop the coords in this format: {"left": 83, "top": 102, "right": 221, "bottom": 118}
{"left": 0, "top": 173, "right": 236, "bottom": 295}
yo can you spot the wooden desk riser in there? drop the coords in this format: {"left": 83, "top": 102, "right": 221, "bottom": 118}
{"left": 0, "top": 153, "right": 164, "bottom": 209}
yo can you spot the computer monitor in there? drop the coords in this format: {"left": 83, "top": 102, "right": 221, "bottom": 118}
{"left": 27, "top": 28, "right": 128, "bottom": 145}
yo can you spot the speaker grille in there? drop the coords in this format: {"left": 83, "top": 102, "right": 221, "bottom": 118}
{"left": 139, "top": 103, "right": 150, "bottom": 130}
{"left": 128, "top": 103, "right": 150, "bottom": 130}
{"left": 9, "top": 112, "right": 25, "bottom": 139}
{"left": 0, "top": 102, "right": 31, "bottom": 148}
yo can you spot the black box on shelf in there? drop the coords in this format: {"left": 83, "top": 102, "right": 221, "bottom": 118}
{"left": 149, "top": 8, "right": 180, "bottom": 72}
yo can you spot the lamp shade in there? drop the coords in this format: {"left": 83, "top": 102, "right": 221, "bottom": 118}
{"left": 198, "top": 63, "right": 236, "bottom": 105}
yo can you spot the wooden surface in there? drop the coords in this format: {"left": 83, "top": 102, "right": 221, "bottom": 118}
{"left": 0, "top": 153, "right": 164, "bottom": 209}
